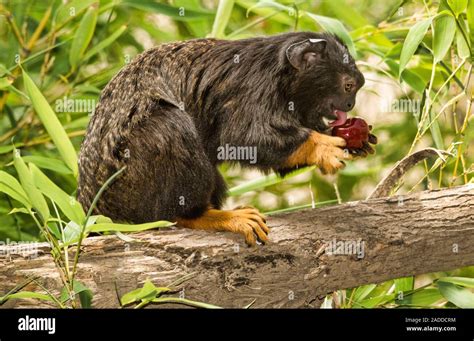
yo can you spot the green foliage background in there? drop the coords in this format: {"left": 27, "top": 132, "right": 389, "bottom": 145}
{"left": 0, "top": 0, "right": 473, "bottom": 308}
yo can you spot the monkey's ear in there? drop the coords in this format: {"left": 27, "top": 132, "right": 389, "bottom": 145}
{"left": 286, "top": 38, "right": 327, "bottom": 70}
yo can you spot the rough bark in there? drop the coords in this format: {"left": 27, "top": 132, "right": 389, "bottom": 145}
{"left": 1, "top": 184, "right": 473, "bottom": 308}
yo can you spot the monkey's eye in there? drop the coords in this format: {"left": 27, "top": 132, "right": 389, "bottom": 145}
{"left": 344, "top": 82, "right": 354, "bottom": 93}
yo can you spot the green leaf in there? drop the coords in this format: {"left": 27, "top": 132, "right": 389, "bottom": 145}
{"left": 210, "top": 0, "right": 235, "bottom": 38}
{"left": 120, "top": 288, "right": 142, "bottom": 306}
{"left": 62, "top": 215, "right": 110, "bottom": 245}
{"left": 246, "top": 0, "right": 293, "bottom": 17}
{"left": 306, "top": 13, "right": 357, "bottom": 57}
{"left": 63, "top": 116, "right": 90, "bottom": 130}
{"left": 324, "top": 0, "right": 368, "bottom": 29}
{"left": 433, "top": 13, "right": 456, "bottom": 61}
{"left": 30, "top": 164, "right": 85, "bottom": 224}
{"left": 87, "top": 220, "right": 174, "bottom": 233}
{"left": 352, "top": 284, "right": 377, "bottom": 303}
{"left": 47, "top": 221, "right": 62, "bottom": 240}
{"left": 264, "top": 200, "right": 337, "bottom": 215}
{"left": 75, "top": 281, "right": 93, "bottom": 308}
{"left": 397, "top": 288, "right": 444, "bottom": 307}
{"left": 22, "top": 70, "right": 78, "bottom": 177}
{"left": 228, "top": 166, "right": 315, "bottom": 196}
{"left": 438, "top": 281, "right": 474, "bottom": 308}
{"left": 399, "top": 18, "right": 432, "bottom": 77}
{"left": 151, "top": 297, "right": 222, "bottom": 309}
{"left": 174, "top": 0, "right": 211, "bottom": 37}
{"left": 468, "top": 0, "right": 474, "bottom": 54}
{"left": 120, "top": 279, "right": 170, "bottom": 306}
{"left": 356, "top": 293, "right": 397, "bottom": 308}
{"left": 22, "top": 155, "right": 73, "bottom": 175}
{"left": 394, "top": 277, "right": 414, "bottom": 292}
{"left": 83, "top": 25, "right": 127, "bottom": 61}
{"left": 0, "top": 291, "right": 55, "bottom": 304}
{"left": 385, "top": 58, "right": 427, "bottom": 94}
{"left": 62, "top": 221, "right": 81, "bottom": 245}
{"left": 0, "top": 144, "right": 17, "bottom": 155}
{"left": 235, "top": 0, "right": 295, "bottom": 26}
{"left": 438, "top": 276, "right": 474, "bottom": 287}
{"left": 121, "top": 0, "right": 214, "bottom": 21}
{"left": 429, "top": 109, "right": 445, "bottom": 150}
{"left": 448, "top": 0, "right": 468, "bottom": 16}
{"left": 69, "top": 5, "right": 99, "bottom": 69}
{"left": 13, "top": 149, "right": 50, "bottom": 222}
{"left": 456, "top": 18, "right": 471, "bottom": 58}
{"left": 60, "top": 281, "right": 93, "bottom": 308}
{"left": 137, "top": 279, "right": 160, "bottom": 301}
{"left": 0, "top": 170, "right": 31, "bottom": 208}
{"left": 55, "top": 0, "right": 98, "bottom": 26}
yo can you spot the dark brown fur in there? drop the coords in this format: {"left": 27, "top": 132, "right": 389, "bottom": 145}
{"left": 77, "top": 32, "right": 371, "bottom": 244}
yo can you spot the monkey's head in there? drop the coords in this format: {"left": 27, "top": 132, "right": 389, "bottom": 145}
{"left": 284, "top": 33, "right": 365, "bottom": 132}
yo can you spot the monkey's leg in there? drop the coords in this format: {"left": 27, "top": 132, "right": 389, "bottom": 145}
{"left": 116, "top": 104, "right": 268, "bottom": 246}
{"left": 177, "top": 207, "right": 269, "bottom": 246}
{"left": 283, "top": 131, "right": 352, "bottom": 174}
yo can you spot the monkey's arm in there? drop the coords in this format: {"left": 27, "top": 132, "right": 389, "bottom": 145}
{"left": 282, "top": 131, "right": 352, "bottom": 174}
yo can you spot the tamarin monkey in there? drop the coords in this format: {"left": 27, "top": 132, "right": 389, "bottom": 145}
{"left": 77, "top": 32, "right": 377, "bottom": 246}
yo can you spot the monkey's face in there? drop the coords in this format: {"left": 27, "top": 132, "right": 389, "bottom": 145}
{"left": 286, "top": 34, "right": 365, "bottom": 132}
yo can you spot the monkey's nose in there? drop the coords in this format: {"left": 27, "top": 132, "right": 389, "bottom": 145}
{"left": 346, "top": 100, "right": 355, "bottom": 110}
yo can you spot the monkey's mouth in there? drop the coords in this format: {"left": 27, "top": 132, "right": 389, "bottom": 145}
{"left": 321, "top": 109, "right": 348, "bottom": 129}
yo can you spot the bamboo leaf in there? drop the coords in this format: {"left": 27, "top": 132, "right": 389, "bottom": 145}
{"left": 86, "top": 220, "right": 174, "bottom": 233}
{"left": 121, "top": 0, "right": 214, "bottom": 21}
{"left": 0, "top": 291, "right": 55, "bottom": 303}
{"left": 394, "top": 277, "right": 414, "bottom": 293}
{"left": 0, "top": 171, "right": 31, "bottom": 208}
{"left": 246, "top": 0, "right": 293, "bottom": 17}
{"left": 30, "top": 164, "right": 85, "bottom": 224}
{"left": 306, "top": 13, "right": 357, "bottom": 57}
{"left": 55, "top": 0, "right": 98, "bottom": 25}
{"left": 60, "top": 280, "right": 93, "bottom": 308}
{"left": 438, "top": 277, "right": 474, "bottom": 287}
{"left": 399, "top": 18, "right": 432, "bottom": 77}
{"left": 456, "top": 18, "right": 471, "bottom": 58}
{"left": 211, "top": 0, "right": 235, "bottom": 38}
{"left": 151, "top": 297, "right": 222, "bottom": 309}
{"left": 355, "top": 293, "right": 397, "bottom": 308}
{"left": 385, "top": 58, "right": 427, "bottom": 93}
{"left": 352, "top": 284, "right": 377, "bottom": 303}
{"left": 22, "top": 69, "right": 78, "bottom": 177}
{"left": 121, "top": 279, "right": 170, "bottom": 306}
{"left": 83, "top": 25, "right": 127, "bottom": 61}
{"left": 21, "top": 155, "right": 73, "bottom": 175}
{"left": 324, "top": 0, "right": 368, "bottom": 29}
{"left": 429, "top": 109, "right": 445, "bottom": 150}
{"left": 228, "top": 166, "right": 315, "bottom": 196}
{"left": 433, "top": 13, "right": 456, "bottom": 62}
{"left": 438, "top": 281, "right": 474, "bottom": 308}
{"left": 468, "top": 0, "right": 474, "bottom": 55}
{"left": 13, "top": 149, "right": 50, "bottom": 222}
{"left": 397, "top": 288, "right": 444, "bottom": 306}
{"left": 69, "top": 5, "right": 99, "bottom": 69}
{"left": 63, "top": 221, "right": 81, "bottom": 245}
{"left": 448, "top": 0, "right": 468, "bottom": 16}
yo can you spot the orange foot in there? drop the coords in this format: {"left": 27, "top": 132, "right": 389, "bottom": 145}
{"left": 177, "top": 207, "right": 269, "bottom": 246}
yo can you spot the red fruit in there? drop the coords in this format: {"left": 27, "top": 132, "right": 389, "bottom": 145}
{"left": 331, "top": 117, "right": 369, "bottom": 149}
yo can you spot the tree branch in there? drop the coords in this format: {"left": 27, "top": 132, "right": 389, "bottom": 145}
{"left": 1, "top": 184, "right": 473, "bottom": 308}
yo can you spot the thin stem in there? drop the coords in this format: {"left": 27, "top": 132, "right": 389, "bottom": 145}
{"left": 71, "top": 167, "right": 127, "bottom": 283}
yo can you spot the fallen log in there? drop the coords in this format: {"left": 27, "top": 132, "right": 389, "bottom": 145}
{"left": 1, "top": 184, "right": 473, "bottom": 308}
